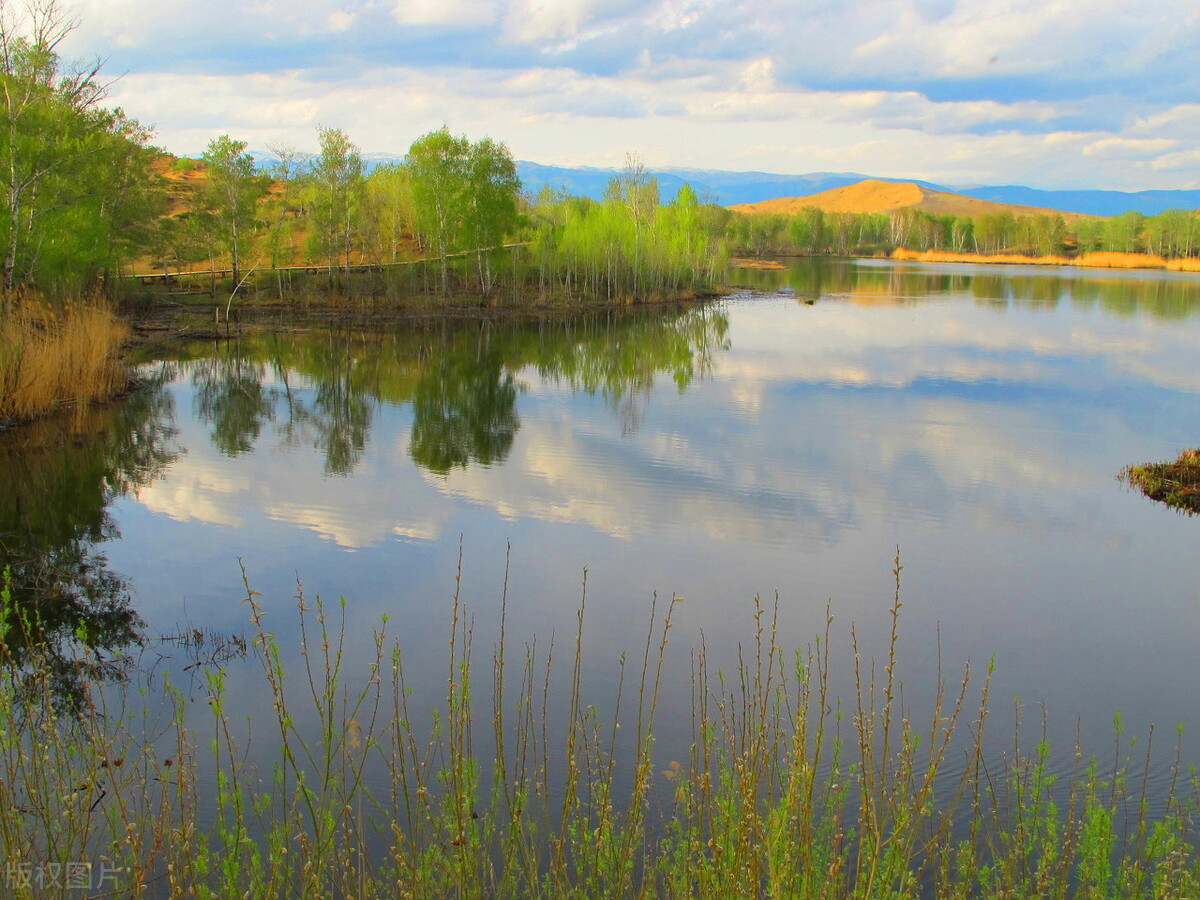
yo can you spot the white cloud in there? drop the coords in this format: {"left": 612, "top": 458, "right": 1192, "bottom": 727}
{"left": 327, "top": 10, "right": 357, "bottom": 31}
{"left": 1083, "top": 137, "right": 1181, "bottom": 160}
{"left": 502, "top": 0, "right": 594, "bottom": 44}
{"left": 56, "top": 0, "right": 1200, "bottom": 189}
{"left": 392, "top": 0, "right": 499, "bottom": 26}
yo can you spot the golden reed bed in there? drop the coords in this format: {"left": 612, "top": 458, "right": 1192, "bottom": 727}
{"left": 892, "top": 248, "right": 1200, "bottom": 272}
{"left": 0, "top": 299, "right": 129, "bottom": 424}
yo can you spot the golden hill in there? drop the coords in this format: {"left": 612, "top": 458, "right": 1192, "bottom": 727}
{"left": 728, "top": 179, "right": 1089, "bottom": 220}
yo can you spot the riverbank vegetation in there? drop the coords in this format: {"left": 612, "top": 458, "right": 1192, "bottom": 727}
{"left": 1120, "top": 448, "right": 1200, "bottom": 515}
{"left": 2, "top": 557, "right": 1198, "bottom": 898}
{"left": 0, "top": 298, "right": 128, "bottom": 426}
{"left": 893, "top": 248, "right": 1200, "bottom": 271}
{"left": 0, "top": 1, "right": 153, "bottom": 423}
{"left": 728, "top": 205, "right": 1200, "bottom": 268}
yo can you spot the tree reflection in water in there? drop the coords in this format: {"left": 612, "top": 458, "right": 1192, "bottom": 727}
{"left": 182, "top": 305, "right": 731, "bottom": 477}
{"left": 0, "top": 306, "right": 728, "bottom": 709}
{"left": 0, "top": 374, "right": 179, "bottom": 714}
{"left": 410, "top": 324, "right": 519, "bottom": 474}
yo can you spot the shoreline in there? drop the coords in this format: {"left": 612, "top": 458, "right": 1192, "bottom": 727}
{"left": 119, "top": 287, "right": 727, "bottom": 351}
{"left": 890, "top": 248, "right": 1200, "bottom": 272}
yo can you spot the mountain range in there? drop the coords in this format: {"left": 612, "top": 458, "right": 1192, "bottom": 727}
{"left": 517, "top": 162, "right": 1200, "bottom": 217}
{"left": 241, "top": 151, "right": 1199, "bottom": 218}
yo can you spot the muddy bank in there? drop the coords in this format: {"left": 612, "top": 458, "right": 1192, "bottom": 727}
{"left": 120, "top": 287, "right": 728, "bottom": 356}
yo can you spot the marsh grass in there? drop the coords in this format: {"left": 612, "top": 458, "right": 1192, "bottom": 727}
{"left": 1, "top": 555, "right": 1199, "bottom": 898}
{"left": 892, "top": 248, "right": 1200, "bottom": 273}
{"left": 0, "top": 298, "right": 129, "bottom": 425}
{"left": 1119, "top": 449, "right": 1200, "bottom": 516}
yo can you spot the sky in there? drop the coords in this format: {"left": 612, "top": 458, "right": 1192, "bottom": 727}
{"left": 54, "top": 0, "right": 1200, "bottom": 190}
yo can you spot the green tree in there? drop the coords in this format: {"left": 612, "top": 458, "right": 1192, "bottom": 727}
{"left": 309, "top": 126, "right": 364, "bottom": 279}
{"left": 1103, "top": 211, "right": 1145, "bottom": 253}
{"left": 264, "top": 143, "right": 306, "bottom": 295}
{"left": 407, "top": 127, "right": 470, "bottom": 295}
{"left": 464, "top": 137, "right": 520, "bottom": 296}
{"left": 1144, "top": 209, "right": 1198, "bottom": 259}
{"left": 0, "top": 0, "right": 158, "bottom": 303}
{"left": 1074, "top": 217, "right": 1105, "bottom": 253}
{"left": 406, "top": 127, "right": 522, "bottom": 297}
{"left": 361, "top": 162, "right": 416, "bottom": 266}
{"left": 201, "top": 135, "right": 266, "bottom": 286}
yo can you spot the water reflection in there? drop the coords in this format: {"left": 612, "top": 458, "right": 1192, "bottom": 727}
{"left": 410, "top": 331, "right": 518, "bottom": 474}
{"left": 192, "top": 355, "right": 277, "bottom": 456}
{"left": 730, "top": 257, "right": 1200, "bottom": 319}
{"left": 7, "top": 259, "right": 1200, "bottom": 847}
{"left": 179, "top": 305, "right": 730, "bottom": 477}
{"left": 0, "top": 379, "right": 179, "bottom": 712}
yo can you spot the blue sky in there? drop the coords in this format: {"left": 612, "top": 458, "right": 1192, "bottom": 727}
{"left": 59, "top": 0, "right": 1200, "bottom": 190}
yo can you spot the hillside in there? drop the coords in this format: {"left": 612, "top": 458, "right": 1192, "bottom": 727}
{"left": 727, "top": 179, "right": 1089, "bottom": 219}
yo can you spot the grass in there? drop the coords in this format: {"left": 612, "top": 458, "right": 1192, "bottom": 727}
{"left": 892, "top": 248, "right": 1200, "bottom": 272}
{"left": 2, "top": 553, "right": 1199, "bottom": 898}
{"left": 0, "top": 298, "right": 129, "bottom": 426}
{"left": 1119, "top": 449, "right": 1200, "bottom": 515}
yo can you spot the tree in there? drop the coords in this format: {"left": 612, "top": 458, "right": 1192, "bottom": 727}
{"left": 1103, "top": 211, "right": 1145, "bottom": 254}
{"left": 464, "top": 137, "right": 520, "bottom": 295}
{"left": 264, "top": 142, "right": 306, "bottom": 295}
{"left": 407, "top": 127, "right": 470, "bottom": 295}
{"left": 406, "top": 127, "right": 522, "bottom": 297}
{"left": 0, "top": 0, "right": 158, "bottom": 304}
{"left": 201, "top": 135, "right": 266, "bottom": 285}
{"left": 309, "top": 126, "right": 364, "bottom": 280}
{"left": 361, "top": 162, "right": 416, "bottom": 266}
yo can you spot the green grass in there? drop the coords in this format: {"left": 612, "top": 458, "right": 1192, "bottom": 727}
{"left": 1120, "top": 449, "right": 1200, "bottom": 516}
{"left": 1, "top": 555, "right": 1199, "bottom": 898}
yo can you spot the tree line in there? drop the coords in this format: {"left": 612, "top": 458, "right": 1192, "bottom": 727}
{"left": 0, "top": 0, "right": 723, "bottom": 310}
{"left": 162, "top": 141, "right": 726, "bottom": 303}
{"left": 727, "top": 205, "right": 1200, "bottom": 260}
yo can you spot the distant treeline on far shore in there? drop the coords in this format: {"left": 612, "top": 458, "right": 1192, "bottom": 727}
{"left": 726, "top": 205, "right": 1200, "bottom": 262}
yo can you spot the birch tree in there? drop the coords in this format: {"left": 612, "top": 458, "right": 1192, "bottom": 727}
{"left": 201, "top": 135, "right": 265, "bottom": 285}
{"left": 309, "top": 126, "right": 364, "bottom": 278}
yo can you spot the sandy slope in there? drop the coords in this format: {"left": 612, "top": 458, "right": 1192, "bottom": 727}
{"left": 728, "top": 179, "right": 1088, "bottom": 219}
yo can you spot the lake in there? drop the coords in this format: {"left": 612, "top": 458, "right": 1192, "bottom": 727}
{"left": 5, "top": 257, "right": 1200, "bottom": 829}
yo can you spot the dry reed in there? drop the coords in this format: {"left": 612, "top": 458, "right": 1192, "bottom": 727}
{"left": 892, "top": 248, "right": 1200, "bottom": 272}
{"left": 0, "top": 299, "right": 129, "bottom": 425}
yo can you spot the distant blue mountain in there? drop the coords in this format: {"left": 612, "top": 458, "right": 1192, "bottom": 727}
{"left": 516, "top": 162, "right": 892, "bottom": 206}
{"left": 950, "top": 185, "right": 1200, "bottom": 217}
{"left": 238, "top": 151, "right": 1198, "bottom": 218}
{"left": 516, "top": 162, "right": 1200, "bottom": 217}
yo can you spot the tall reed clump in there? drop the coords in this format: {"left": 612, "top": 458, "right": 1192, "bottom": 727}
{"left": 3, "top": 554, "right": 1200, "bottom": 898}
{"left": 0, "top": 298, "right": 129, "bottom": 425}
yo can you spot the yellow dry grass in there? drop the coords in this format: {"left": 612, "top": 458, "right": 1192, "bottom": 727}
{"left": 891, "top": 248, "right": 1200, "bottom": 271}
{"left": 729, "top": 179, "right": 1091, "bottom": 220}
{"left": 729, "top": 257, "right": 786, "bottom": 270}
{"left": 0, "top": 299, "right": 129, "bottom": 424}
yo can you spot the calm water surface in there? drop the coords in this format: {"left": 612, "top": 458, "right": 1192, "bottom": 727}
{"left": 5, "top": 257, "right": 1200, "bottom": 811}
